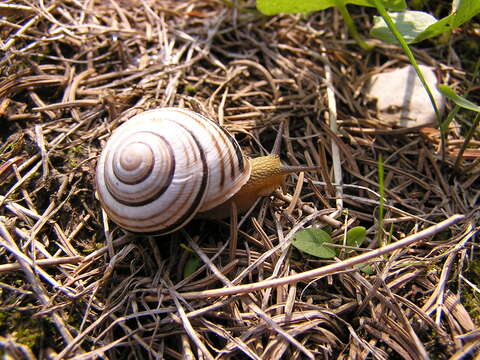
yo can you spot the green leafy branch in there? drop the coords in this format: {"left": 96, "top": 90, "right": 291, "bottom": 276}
{"left": 257, "top": 0, "right": 407, "bottom": 50}
{"left": 256, "top": 0, "right": 480, "bottom": 159}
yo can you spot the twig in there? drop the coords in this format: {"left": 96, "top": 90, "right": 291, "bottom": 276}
{"left": 323, "top": 45, "right": 343, "bottom": 210}
{"left": 0, "top": 227, "right": 75, "bottom": 296}
{"left": 0, "top": 220, "right": 77, "bottom": 352}
{"left": 0, "top": 256, "right": 82, "bottom": 272}
{"left": 168, "top": 285, "right": 215, "bottom": 360}
{"left": 177, "top": 214, "right": 464, "bottom": 299}
{"left": 186, "top": 234, "right": 315, "bottom": 359}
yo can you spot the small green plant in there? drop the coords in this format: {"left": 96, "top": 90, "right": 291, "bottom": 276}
{"left": 257, "top": 0, "right": 407, "bottom": 50}
{"left": 371, "top": 1, "right": 480, "bottom": 44}
{"left": 346, "top": 225, "right": 367, "bottom": 249}
{"left": 437, "top": 83, "right": 480, "bottom": 171}
{"left": 256, "top": 0, "right": 480, "bottom": 48}
{"left": 377, "top": 154, "right": 385, "bottom": 247}
{"left": 256, "top": 0, "right": 480, "bottom": 160}
{"left": 184, "top": 255, "right": 201, "bottom": 278}
{"left": 291, "top": 227, "right": 337, "bottom": 259}
{"left": 437, "top": 85, "right": 480, "bottom": 113}
{"left": 292, "top": 226, "right": 372, "bottom": 273}
{"left": 180, "top": 243, "right": 201, "bottom": 278}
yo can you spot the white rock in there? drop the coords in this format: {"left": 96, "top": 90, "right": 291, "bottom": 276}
{"left": 367, "top": 65, "right": 445, "bottom": 127}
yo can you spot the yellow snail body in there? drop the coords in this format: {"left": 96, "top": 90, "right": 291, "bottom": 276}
{"left": 96, "top": 107, "right": 315, "bottom": 234}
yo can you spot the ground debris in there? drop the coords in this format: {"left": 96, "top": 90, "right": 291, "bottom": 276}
{"left": 0, "top": 1, "right": 478, "bottom": 359}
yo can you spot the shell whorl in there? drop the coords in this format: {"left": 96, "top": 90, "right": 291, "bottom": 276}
{"left": 96, "top": 107, "right": 251, "bottom": 234}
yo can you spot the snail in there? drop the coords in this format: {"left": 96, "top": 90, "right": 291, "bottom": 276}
{"left": 95, "top": 107, "right": 319, "bottom": 234}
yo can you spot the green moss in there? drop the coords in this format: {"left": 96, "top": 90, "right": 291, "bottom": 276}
{"left": 463, "top": 292, "right": 480, "bottom": 325}
{"left": 462, "top": 258, "right": 480, "bottom": 325}
{"left": 65, "top": 145, "right": 84, "bottom": 169}
{"left": 431, "top": 229, "right": 452, "bottom": 242}
{"left": 82, "top": 246, "right": 96, "bottom": 254}
{"left": 79, "top": 234, "right": 102, "bottom": 254}
{"left": 0, "top": 311, "right": 8, "bottom": 324}
{"left": 470, "top": 259, "right": 480, "bottom": 278}
{"left": 0, "top": 310, "right": 44, "bottom": 349}
{"left": 69, "top": 145, "right": 83, "bottom": 155}
{"left": 184, "top": 84, "right": 197, "bottom": 95}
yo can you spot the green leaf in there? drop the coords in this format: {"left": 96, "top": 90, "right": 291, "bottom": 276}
{"left": 370, "top": 11, "right": 437, "bottom": 44}
{"left": 381, "top": 0, "right": 407, "bottom": 11}
{"left": 183, "top": 256, "right": 201, "bottom": 278}
{"left": 454, "top": 0, "right": 480, "bottom": 26}
{"left": 370, "top": 1, "right": 441, "bottom": 123}
{"left": 346, "top": 226, "right": 367, "bottom": 248}
{"left": 437, "top": 85, "right": 480, "bottom": 112}
{"left": 292, "top": 228, "right": 336, "bottom": 259}
{"left": 256, "top": 0, "right": 406, "bottom": 15}
{"left": 372, "top": 1, "right": 480, "bottom": 44}
{"left": 416, "top": 0, "right": 480, "bottom": 42}
{"left": 360, "top": 265, "right": 374, "bottom": 274}
{"left": 413, "top": 15, "right": 456, "bottom": 42}
{"left": 257, "top": 0, "right": 335, "bottom": 14}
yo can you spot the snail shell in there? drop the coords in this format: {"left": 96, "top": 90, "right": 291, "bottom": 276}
{"left": 95, "top": 107, "right": 251, "bottom": 234}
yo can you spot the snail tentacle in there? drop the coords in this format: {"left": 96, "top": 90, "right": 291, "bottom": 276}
{"left": 96, "top": 107, "right": 320, "bottom": 234}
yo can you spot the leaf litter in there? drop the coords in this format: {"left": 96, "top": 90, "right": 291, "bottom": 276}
{"left": 0, "top": 0, "right": 478, "bottom": 359}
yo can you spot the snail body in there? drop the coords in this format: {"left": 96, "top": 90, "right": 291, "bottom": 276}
{"left": 96, "top": 107, "right": 314, "bottom": 234}
{"left": 197, "top": 154, "right": 287, "bottom": 219}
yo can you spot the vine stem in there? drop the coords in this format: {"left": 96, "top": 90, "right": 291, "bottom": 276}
{"left": 335, "top": 0, "right": 373, "bottom": 50}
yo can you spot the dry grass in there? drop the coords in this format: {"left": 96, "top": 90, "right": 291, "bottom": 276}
{"left": 0, "top": 0, "right": 479, "bottom": 359}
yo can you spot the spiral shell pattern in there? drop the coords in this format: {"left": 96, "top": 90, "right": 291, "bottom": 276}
{"left": 96, "top": 108, "right": 251, "bottom": 234}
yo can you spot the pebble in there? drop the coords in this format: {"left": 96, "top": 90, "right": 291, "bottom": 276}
{"left": 366, "top": 65, "right": 445, "bottom": 127}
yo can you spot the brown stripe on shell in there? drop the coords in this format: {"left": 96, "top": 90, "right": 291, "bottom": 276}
{"left": 141, "top": 124, "right": 209, "bottom": 234}
{"left": 117, "top": 180, "right": 191, "bottom": 233}
{"left": 186, "top": 110, "right": 226, "bottom": 187}
{"left": 212, "top": 122, "right": 235, "bottom": 183}
{"left": 217, "top": 124, "right": 245, "bottom": 177}
{"left": 101, "top": 122, "right": 208, "bottom": 234}
{"left": 105, "top": 133, "right": 176, "bottom": 207}
{"left": 168, "top": 108, "right": 245, "bottom": 181}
